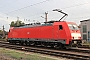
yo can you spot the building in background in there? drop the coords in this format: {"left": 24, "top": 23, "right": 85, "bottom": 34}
{"left": 80, "top": 19, "right": 90, "bottom": 42}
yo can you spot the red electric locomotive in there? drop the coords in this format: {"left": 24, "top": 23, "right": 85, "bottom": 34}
{"left": 7, "top": 9, "right": 82, "bottom": 48}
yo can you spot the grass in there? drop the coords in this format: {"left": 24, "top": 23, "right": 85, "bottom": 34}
{"left": 0, "top": 48, "right": 56, "bottom": 60}
{"left": 82, "top": 41, "right": 90, "bottom": 47}
{"left": 0, "top": 38, "right": 7, "bottom": 41}
{"left": 0, "top": 38, "right": 4, "bottom": 40}
{"left": 85, "top": 42, "right": 90, "bottom": 46}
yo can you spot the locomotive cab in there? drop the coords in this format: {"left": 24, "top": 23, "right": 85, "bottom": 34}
{"left": 67, "top": 22, "right": 82, "bottom": 47}
{"left": 53, "top": 21, "right": 82, "bottom": 47}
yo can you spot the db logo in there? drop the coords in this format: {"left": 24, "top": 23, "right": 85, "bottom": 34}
{"left": 27, "top": 32, "right": 30, "bottom": 34}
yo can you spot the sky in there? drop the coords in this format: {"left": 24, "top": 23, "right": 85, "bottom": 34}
{"left": 0, "top": 0, "right": 90, "bottom": 31}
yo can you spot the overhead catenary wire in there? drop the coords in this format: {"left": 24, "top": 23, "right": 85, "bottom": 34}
{"left": 6, "top": 0, "right": 90, "bottom": 15}
{"left": 0, "top": 0, "right": 18, "bottom": 8}
{"left": 4, "top": 0, "right": 90, "bottom": 23}
{"left": 29, "top": 1, "right": 90, "bottom": 21}
{"left": 5, "top": 0, "right": 49, "bottom": 15}
{"left": 62, "top": 1, "right": 90, "bottom": 9}
{"left": 5, "top": 0, "right": 90, "bottom": 16}
{"left": 3, "top": 0, "right": 50, "bottom": 22}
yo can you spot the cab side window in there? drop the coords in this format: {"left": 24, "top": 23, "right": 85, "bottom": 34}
{"left": 9, "top": 30, "right": 10, "bottom": 32}
{"left": 59, "top": 25, "right": 63, "bottom": 30}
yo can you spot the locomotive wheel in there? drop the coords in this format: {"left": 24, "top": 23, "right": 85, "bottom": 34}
{"left": 41, "top": 42, "right": 45, "bottom": 46}
{"left": 9, "top": 41, "right": 16, "bottom": 45}
{"left": 19, "top": 41, "right": 24, "bottom": 45}
{"left": 54, "top": 43, "right": 64, "bottom": 49}
{"left": 24, "top": 41, "right": 27, "bottom": 45}
{"left": 30, "top": 41, "right": 35, "bottom": 46}
{"left": 9, "top": 41, "right": 12, "bottom": 44}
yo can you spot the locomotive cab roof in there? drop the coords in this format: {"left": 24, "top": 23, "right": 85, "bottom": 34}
{"left": 44, "top": 21, "right": 60, "bottom": 23}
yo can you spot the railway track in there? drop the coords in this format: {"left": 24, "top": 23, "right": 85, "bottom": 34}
{"left": 66, "top": 47, "right": 90, "bottom": 53}
{"left": 0, "top": 41, "right": 90, "bottom": 53}
{"left": 0, "top": 41, "right": 90, "bottom": 60}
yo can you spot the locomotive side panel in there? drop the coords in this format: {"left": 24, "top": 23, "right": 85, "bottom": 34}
{"left": 13, "top": 27, "right": 41, "bottom": 38}
{"left": 24, "top": 27, "right": 40, "bottom": 38}
{"left": 40, "top": 26, "right": 53, "bottom": 39}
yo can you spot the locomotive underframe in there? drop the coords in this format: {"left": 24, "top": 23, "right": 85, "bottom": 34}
{"left": 69, "top": 40, "right": 82, "bottom": 47}
{"left": 7, "top": 38, "right": 82, "bottom": 48}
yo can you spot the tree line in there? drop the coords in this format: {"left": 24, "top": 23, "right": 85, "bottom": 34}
{"left": 10, "top": 20, "right": 25, "bottom": 27}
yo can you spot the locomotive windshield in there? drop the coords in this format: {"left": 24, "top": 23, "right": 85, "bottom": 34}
{"left": 68, "top": 24, "right": 79, "bottom": 30}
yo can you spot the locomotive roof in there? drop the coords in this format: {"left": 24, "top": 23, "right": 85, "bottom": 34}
{"left": 14, "top": 21, "right": 61, "bottom": 28}
{"left": 14, "top": 23, "right": 53, "bottom": 28}
{"left": 11, "top": 21, "right": 77, "bottom": 29}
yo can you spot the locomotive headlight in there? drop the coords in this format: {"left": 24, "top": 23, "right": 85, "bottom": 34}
{"left": 78, "top": 37, "right": 81, "bottom": 39}
{"left": 74, "top": 41, "right": 77, "bottom": 44}
{"left": 72, "top": 37, "right": 74, "bottom": 39}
